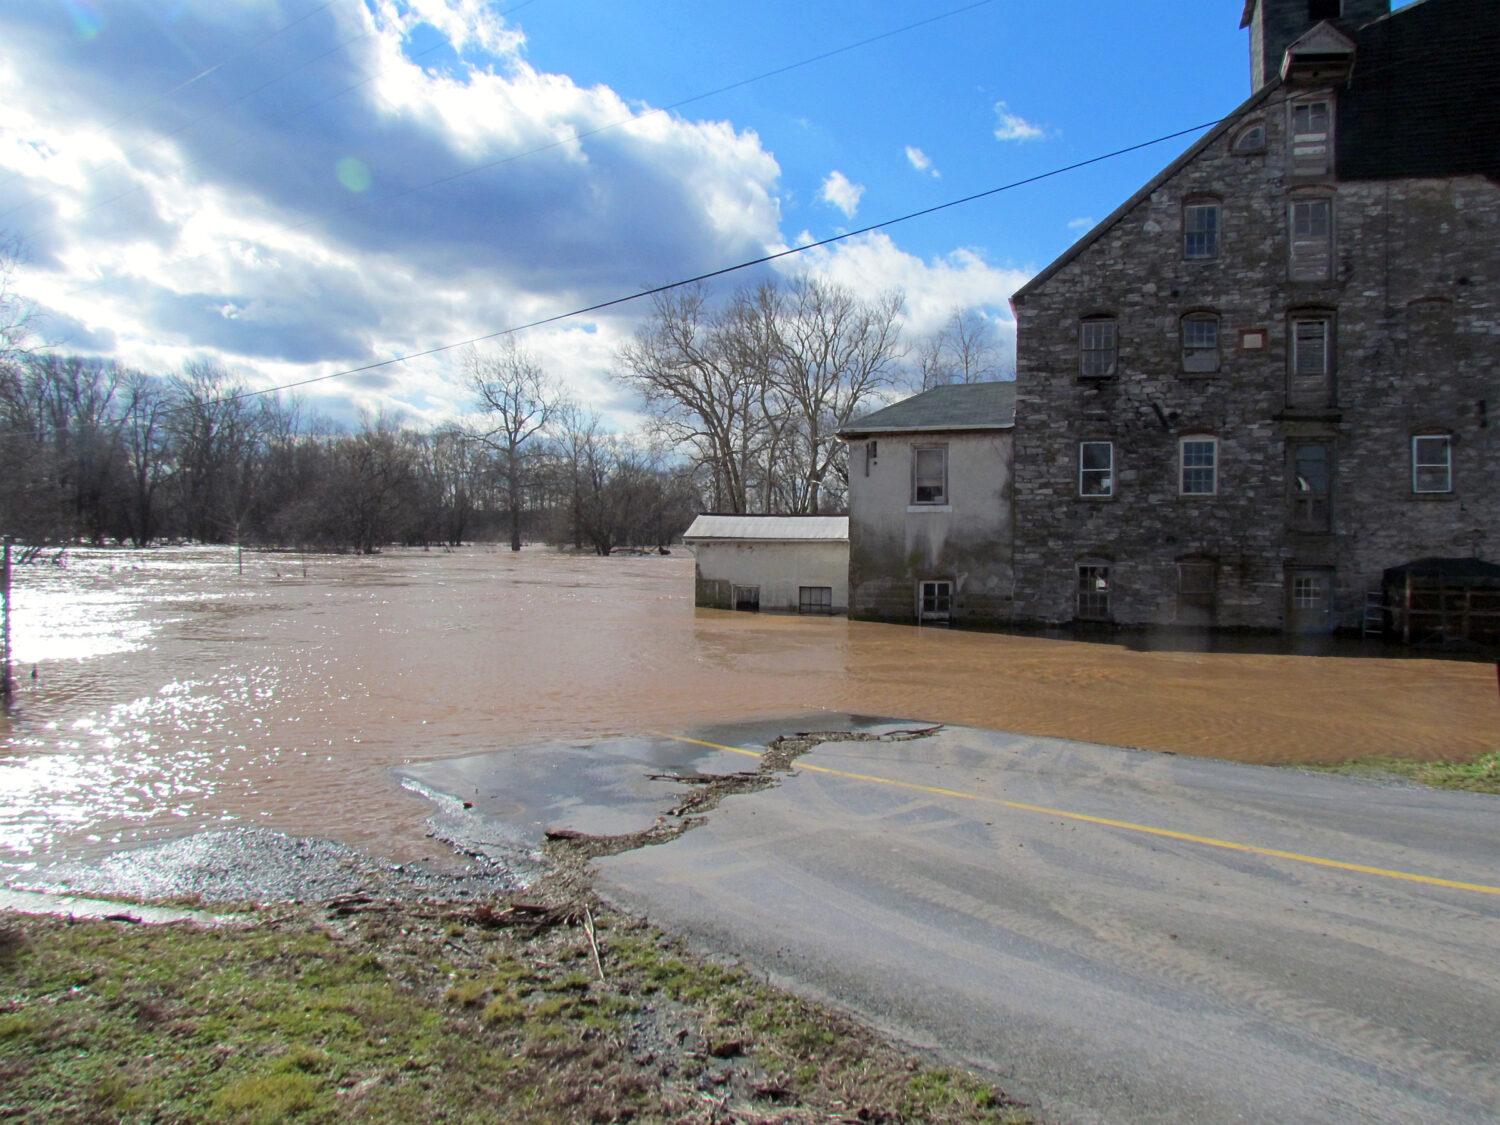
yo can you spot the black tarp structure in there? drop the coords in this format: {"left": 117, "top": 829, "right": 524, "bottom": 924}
{"left": 1381, "top": 557, "right": 1500, "bottom": 648}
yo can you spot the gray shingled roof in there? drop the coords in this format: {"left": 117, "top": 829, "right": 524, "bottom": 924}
{"left": 837, "top": 382, "right": 1016, "bottom": 437}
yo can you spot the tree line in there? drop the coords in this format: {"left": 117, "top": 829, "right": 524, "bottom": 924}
{"left": 0, "top": 250, "right": 1008, "bottom": 551}
{"left": 0, "top": 355, "right": 697, "bottom": 554}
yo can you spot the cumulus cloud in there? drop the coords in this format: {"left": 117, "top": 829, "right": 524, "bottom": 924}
{"left": 993, "top": 102, "right": 1046, "bottom": 142}
{"left": 905, "top": 146, "right": 940, "bottom": 177}
{"left": 780, "top": 230, "right": 1031, "bottom": 341}
{"left": 818, "top": 171, "right": 865, "bottom": 219}
{"left": 0, "top": 2, "right": 783, "bottom": 425}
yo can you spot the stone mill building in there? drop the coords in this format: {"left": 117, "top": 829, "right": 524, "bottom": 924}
{"left": 1008, "top": 0, "right": 1500, "bottom": 634}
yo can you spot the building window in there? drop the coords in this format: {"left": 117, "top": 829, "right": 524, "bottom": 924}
{"left": 1176, "top": 558, "right": 1217, "bottom": 624}
{"left": 1412, "top": 435, "right": 1452, "bottom": 494}
{"left": 1181, "top": 313, "right": 1220, "bottom": 373}
{"left": 1078, "top": 441, "right": 1113, "bottom": 498}
{"left": 1180, "top": 436, "right": 1218, "bottom": 496}
{"left": 1289, "top": 441, "right": 1333, "bottom": 530}
{"left": 1183, "top": 201, "right": 1220, "bottom": 260}
{"left": 1231, "top": 120, "right": 1266, "bottom": 154}
{"left": 911, "top": 446, "right": 947, "bottom": 504}
{"left": 1288, "top": 314, "right": 1334, "bottom": 408}
{"left": 1308, "top": 0, "right": 1341, "bottom": 20}
{"left": 1077, "top": 565, "right": 1111, "bottom": 621}
{"left": 919, "top": 580, "right": 953, "bottom": 622}
{"left": 864, "top": 440, "right": 877, "bottom": 477}
{"left": 733, "top": 585, "right": 760, "bottom": 612}
{"left": 1290, "top": 98, "right": 1332, "bottom": 176}
{"left": 799, "top": 586, "right": 834, "bottom": 615}
{"left": 1079, "top": 317, "right": 1117, "bottom": 378}
{"left": 1291, "top": 573, "right": 1326, "bottom": 609}
{"left": 1289, "top": 197, "right": 1332, "bottom": 281}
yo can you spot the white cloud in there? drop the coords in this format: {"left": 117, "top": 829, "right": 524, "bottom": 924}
{"left": 905, "top": 146, "right": 940, "bottom": 178}
{"left": 779, "top": 231, "right": 1032, "bottom": 337}
{"left": 0, "top": 3, "right": 785, "bottom": 428}
{"left": 818, "top": 170, "right": 865, "bottom": 219}
{"left": 1068, "top": 216, "right": 1095, "bottom": 230}
{"left": 993, "top": 102, "right": 1046, "bottom": 143}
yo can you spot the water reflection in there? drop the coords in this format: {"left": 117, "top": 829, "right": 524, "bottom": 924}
{"left": 1, "top": 545, "right": 1494, "bottom": 878}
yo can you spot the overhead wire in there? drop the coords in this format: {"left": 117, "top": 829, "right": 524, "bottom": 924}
{"left": 218, "top": 113, "right": 1230, "bottom": 404}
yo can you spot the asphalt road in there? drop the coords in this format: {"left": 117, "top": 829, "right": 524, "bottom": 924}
{"left": 592, "top": 721, "right": 1500, "bottom": 1125}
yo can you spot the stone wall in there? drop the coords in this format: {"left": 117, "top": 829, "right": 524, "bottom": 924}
{"left": 1011, "top": 86, "right": 1500, "bottom": 631}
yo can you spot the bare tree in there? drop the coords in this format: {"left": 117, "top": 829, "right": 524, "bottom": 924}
{"left": 616, "top": 285, "right": 772, "bottom": 514}
{"left": 772, "top": 276, "right": 904, "bottom": 514}
{"left": 914, "top": 308, "right": 1010, "bottom": 390}
{"left": 465, "top": 339, "right": 563, "bottom": 551}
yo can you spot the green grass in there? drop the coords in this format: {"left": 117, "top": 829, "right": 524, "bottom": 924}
{"left": 0, "top": 906, "right": 1029, "bottom": 1123}
{"left": 1307, "top": 750, "right": 1500, "bottom": 794}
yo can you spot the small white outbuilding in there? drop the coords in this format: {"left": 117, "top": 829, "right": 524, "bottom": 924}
{"left": 682, "top": 514, "right": 849, "bottom": 615}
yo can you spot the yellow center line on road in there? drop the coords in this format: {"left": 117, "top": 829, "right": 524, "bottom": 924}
{"left": 650, "top": 731, "right": 1500, "bottom": 897}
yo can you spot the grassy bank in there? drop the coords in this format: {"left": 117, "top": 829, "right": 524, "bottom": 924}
{"left": 0, "top": 897, "right": 1028, "bottom": 1124}
{"left": 1304, "top": 750, "right": 1500, "bottom": 794}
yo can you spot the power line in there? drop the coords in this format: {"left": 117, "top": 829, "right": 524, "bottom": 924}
{"left": 59, "top": 0, "right": 999, "bottom": 298}
{"left": 221, "top": 114, "right": 1226, "bottom": 405}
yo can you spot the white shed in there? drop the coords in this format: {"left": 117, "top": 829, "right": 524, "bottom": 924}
{"left": 682, "top": 515, "right": 849, "bottom": 614}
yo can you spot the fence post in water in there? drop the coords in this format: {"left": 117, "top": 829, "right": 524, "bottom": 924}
{"left": 1, "top": 537, "right": 12, "bottom": 705}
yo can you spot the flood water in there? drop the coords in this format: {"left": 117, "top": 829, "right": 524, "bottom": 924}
{"left": 2, "top": 546, "right": 1494, "bottom": 876}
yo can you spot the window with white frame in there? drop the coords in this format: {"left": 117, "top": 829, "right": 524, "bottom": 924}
{"left": 1079, "top": 317, "right": 1117, "bottom": 378}
{"left": 1288, "top": 314, "right": 1334, "bottom": 408}
{"left": 1290, "top": 98, "right": 1332, "bottom": 176}
{"left": 1181, "top": 313, "right": 1220, "bottom": 373}
{"left": 1412, "top": 435, "right": 1452, "bottom": 494}
{"left": 911, "top": 445, "right": 948, "bottom": 504}
{"left": 1079, "top": 441, "right": 1113, "bottom": 497}
{"left": 1076, "top": 565, "right": 1111, "bottom": 620}
{"left": 1183, "top": 201, "right": 1220, "bottom": 260}
{"left": 1289, "top": 197, "right": 1333, "bottom": 281}
{"left": 1179, "top": 436, "right": 1218, "bottom": 495}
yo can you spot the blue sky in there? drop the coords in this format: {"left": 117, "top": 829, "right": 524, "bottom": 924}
{"left": 0, "top": 0, "right": 1412, "bottom": 427}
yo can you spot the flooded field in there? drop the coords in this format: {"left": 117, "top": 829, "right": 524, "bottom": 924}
{"left": 2, "top": 546, "right": 1495, "bottom": 876}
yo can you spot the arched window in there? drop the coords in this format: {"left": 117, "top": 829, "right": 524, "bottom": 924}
{"left": 1231, "top": 119, "right": 1266, "bottom": 155}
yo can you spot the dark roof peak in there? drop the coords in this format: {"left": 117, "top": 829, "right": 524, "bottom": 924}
{"left": 838, "top": 381, "right": 1016, "bottom": 437}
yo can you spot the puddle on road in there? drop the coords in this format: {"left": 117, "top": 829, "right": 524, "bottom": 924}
{"left": 1, "top": 546, "right": 1494, "bottom": 879}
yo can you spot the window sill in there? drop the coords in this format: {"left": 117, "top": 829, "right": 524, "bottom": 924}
{"left": 1410, "top": 491, "right": 1456, "bottom": 501}
{"left": 908, "top": 504, "right": 952, "bottom": 513}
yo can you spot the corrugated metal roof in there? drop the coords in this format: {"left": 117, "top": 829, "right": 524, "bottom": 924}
{"left": 682, "top": 515, "right": 849, "bottom": 542}
{"left": 838, "top": 382, "right": 1016, "bottom": 437}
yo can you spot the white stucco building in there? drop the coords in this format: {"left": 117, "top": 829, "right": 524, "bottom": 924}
{"left": 682, "top": 515, "right": 849, "bottom": 614}
{"left": 838, "top": 383, "right": 1016, "bottom": 624}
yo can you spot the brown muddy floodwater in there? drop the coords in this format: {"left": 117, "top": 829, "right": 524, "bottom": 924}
{"left": 1, "top": 546, "right": 1495, "bottom": 876}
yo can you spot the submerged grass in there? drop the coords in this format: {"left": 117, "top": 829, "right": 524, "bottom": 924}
{"left": 0, "top": 900, "right": 1029, "bottom": 1124}
{"left": 1306, "top": 749, "right": 1500, "bottom": 794}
